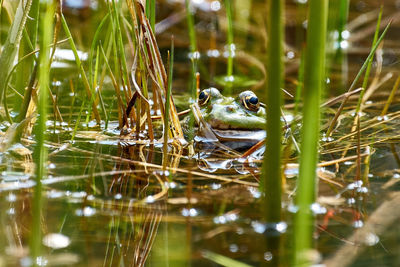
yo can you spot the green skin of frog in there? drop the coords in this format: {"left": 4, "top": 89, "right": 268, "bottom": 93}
{"left": 199, "top": 88, "right": 266, "bottom": 130}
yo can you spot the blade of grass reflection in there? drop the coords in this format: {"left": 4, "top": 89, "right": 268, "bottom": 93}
{"left": 202, "top": 250, "right": 252, "bottom": 267}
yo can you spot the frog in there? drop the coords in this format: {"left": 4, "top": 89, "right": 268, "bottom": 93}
{"left": 191, "top": 87, "right": 267, "bottom": 144}
{"left": 197, "top": 87, "right": 266, "bottom": 130}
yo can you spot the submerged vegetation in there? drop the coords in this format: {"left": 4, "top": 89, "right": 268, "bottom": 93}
{"left": 1, "top": 0, "right": 400, "bottom": 266}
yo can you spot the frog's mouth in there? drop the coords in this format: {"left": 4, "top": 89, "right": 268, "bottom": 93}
{"left": 206, "top": 117, "right": 266, "bottom": 130}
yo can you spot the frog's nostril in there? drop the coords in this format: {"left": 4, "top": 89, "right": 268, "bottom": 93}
{"left": 226, "top": 106, "right": 235, "bottom": 112}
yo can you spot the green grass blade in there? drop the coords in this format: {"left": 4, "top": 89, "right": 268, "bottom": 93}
{"left": 262, "top": 0, "right": 284, "bottom": 224}
{"left": 356, "top": 6, "right": 383, "bottom": 113}
{"left": 0, "top": 0, "right": 33, "bottom": 105}
{"left": 60, "top": 14, "right": 101, "bottom": 124}
{"left": 294, "top": 0, "right": 328, "bottom": 266}
{"left": 326, "top": 21, "right": 391, "bottom": 136}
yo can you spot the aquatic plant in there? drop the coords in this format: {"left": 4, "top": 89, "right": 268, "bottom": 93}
{"left": 294, "top": 0, "right": 328, "bottom": 265}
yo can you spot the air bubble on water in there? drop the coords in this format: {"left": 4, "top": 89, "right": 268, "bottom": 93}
{"left": 211, "top": 183, "right": 221, "bottom": 190}
{"left": 6, "top": 193, "right": 16, "bottom": 202}
{"left": 229, "top": 244, "right": 239, "bottom": 253}
{"left": 210, "top": 1, "right": 221, "bottom": 11}
{"left": 48, "top": 163, "right": 56, "bottom": 169}
{"left": 347, "top": 198, "right": 356, "bottom": 205}
{"left": 146, "top": 196, "right": 155, "bottom": 203}
{"left": 288, "top": 203, "right": 299, "bottom": 213}
{"left": 356, "top": 187, "right": 368, "bottom": 193}
{"left": 275, "top": 222, "right": 288, "bottom": 233}
{"left": 286, "top": 51, "right": 295, "bottom": 59}
{"left": 340, "top": 40, "right": 349, "bottom": 49}
{"left": 365, "top": 233, "right": 379, "bottom": 246}
{"left": 206, "top": 49, "right": 220, "bottom": 58}
{"left": 43, "top": 233, "right": 71, "bottom": 249}
{"left": 248, "top": 187, "right": 261, "bottom": 198}
{"left": 341, "top": 30, "right": 350, "bottom": 39}
{"left": 7, "top": 208, "right": 15, "bottom": 215}
{"left": 35, "top": 256, "right": 48, "bottom": 266}
{"left": 166, "top": 181, "right": 177, "bottom": 189}
{"left": 264, "top": 251, "right": 273, "bottom": 261}
{"left": 188, "top": 51, "right": 201, "bottom": 60}
{"left": 311, "top": 203, "right": 327, "bottom": 215}
{"left": 71, "top": 191, "right": 87, "bottom": 198}
{"left": 251, "top": 221, "right": 266, "bottom": 233}
{"left": 347, "top": 180, "right": 363, "bottom": 190}
{"left": 182, "top": 208, "right": 198, "bottom": 217}
{"left": 47, "top": 190, "right": 63, "bottom": 199}
{"left": 75, "top": 206, "right": 96, "bottom": 217}
{"left": 353, "top": 220, "right": 364, "bottom": 228}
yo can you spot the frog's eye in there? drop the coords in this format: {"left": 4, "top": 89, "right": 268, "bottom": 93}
{"left": 240, "top": 91, "right": 260, "bottom": 112}
{"left": 198, "top": 89, "right": 211, "bottom": 106}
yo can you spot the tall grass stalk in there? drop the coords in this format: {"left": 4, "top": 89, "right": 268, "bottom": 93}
{"left": 163, "top": 40, "right": 174, "bottom": 170}
{"left": 326, "top": 22, "right": 390, "bottom": 136}
{"left": 185, "top": 0, "right": 197, "bottom": 53}
{"left": 294, "top": 0, "right": 328, "bottom": 265}
{"left": 356, "top": 7, "right": 382, "bottom": 113}
{"left": 146, "top": 0, "right": 156, "bottom": 31}
{"left": 30, "top": 1, "right": 54, "bottom": 261}
{"left": 0, "top": 0, "right": 33, "bottom": 105}
{"left": 262, "top": 0, "right": 284, "bottom": 224}
{"left": 224, "top": 0, "right": 234, "bottom": 94}
{"left": 185, "top": 0, "right": 198, "bottom": 141}
{"left": 60, "top": 14, "right": 101, "bottom": 124}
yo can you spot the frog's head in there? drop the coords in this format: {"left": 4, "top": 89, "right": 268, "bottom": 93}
{"left": 198, "top": 87, "right": 266, "bottom": 130}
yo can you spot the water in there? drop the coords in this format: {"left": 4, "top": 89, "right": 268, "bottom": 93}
{"left": 1, "top": 0, "right": 400, "bottom": 266}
